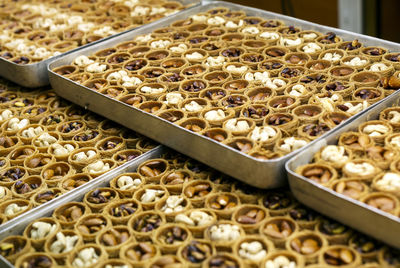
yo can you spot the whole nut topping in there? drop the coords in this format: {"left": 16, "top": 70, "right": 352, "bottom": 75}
{"left": 87, "top": 189, "right": 115, "bottom": 204}
{"left": 60, "top": 122, "right": 84, "bottom": 133}
{"left": 124, "top": 96, "right": 144, "bottom": 106}
{"left": 126, "top": 242, "right": 156, "bottom": 261}
{"left": 302, "top": 123, "right": 330, "bottom": 137}
{"left": 325, "top": 82, "right": 347, "bottom": 92}
{"left": 140, "top": 160, "right": 166, "bottom": 177}
{"left": 319, "top": 219, "right": 348, "bottom": 236}
{"left": 14, "top": 180, "right": 39, "bottom": 194}
{"left": 151, "top": 256, "right": 181, "bottom": 267}
{"left": 236, "top": 207, "right": 265, "bottom": 224}
{"left": 35, "top": 190, "right": 61, "bottom": 204}
{"left": 351, "top": 234, "right": 381, "bottom": 254}
{"left": 77, "top": 216, "right": 107, "bottom": 234}
{"left": 290, "top": 236, "right": 321, "bottom": 255}
{"left": 209, "top": 195, "right": 237, "bottom": 210}
{"left": 262, "top": 61, "right": 283, "bottom": 70}
{"left": 58, "top": 205, "right": 84, "bottom": 222}
{"left": 0, "top": 137, "right": 15, "bottom": 148}
{"left": 164, "top": 171, "right": 190, "bottom": 185}
{"left": 334, "top": 180, "right": 364, "bottom": 199}
{"left": 27, "top": 156, "right": 51, "bottom": 168}
{"left": 160, "top": 226, "right": 188, "bottom": 245}
{"left": 320, "top": 32, "right": 340, "bottom": 44}
{"left": 264, "top": 219, "right": 294, "bottom": 238}
{"left": 208, "top": 255, "right": 239, "bottom": 268}
{"left": 267, "top": 114, "right": 292, "bottom": 126}
{"left": 232, "top": 140, "right": 252, "bottom": 153}
{"left": 300, "top": 74, "right": 327, "bottom": 84}
{"left": 21, "top": 255, "right": 53, "bottom": 268}
{"left": 110, "top": 202, "right": 138, "bottom": 217}
{"left": 185, "top": 124, "right": 203, "bottom": 132}
{"left": 365, "top": 196, "right": 396, "bottom": 213}
{"left": 182, "top": 240, "right": 212, "bottom": 263}
{"left": 63, "top": 176, "right": 90, "bottom": 190}
{"left": 242, "top": 106, "right": 269, "bottom": 119}
{"left": 355, "top": 89, "right": 379, "bottom": 100}
{"left": 324, "top": 248, "right": 355, "bottom": 265}
{"left": 331, "top": 67, "right": 354, "bottom": 77}
{"left": 73, "top": 130, "right": 99, "bottom": 142}
{"left": 263, "top": 192, "right": 292, "bottom": 210}
{"left": 1, "top": 168, "right": 25, "bottom": 182}
{"left": 133, "top": 213, "right": 162, "bottom": 232}
{"left": 302, "top": 166, "right": 332, "bottom": 184}
{"left": 184, "top": 183, "right": 212, "bottom": 198}
{"left": 364, "top": 47, "right": 385, "bottom": 56}
{"left": 101, "top": 228, "right": 129, "bottom": 246}
{"left": 222, "top": 96, "right": 246, "bottom": 107}
{"left": 0, "top": 239, "right": 25, "bottom": 257}
{"left": 204, "top": 130, "right": 226, "bottom": 142}
{"left": 43, "top": 165, "right": 69, "bottom": 180}
{"left": 290, "top": 206, "right": 318, "bottom": 222}
{"left": 271, "top": 97, "right": 295, "bottom": 108}
{"left": 281, "top": 67, "right": 303, "bottom": 78}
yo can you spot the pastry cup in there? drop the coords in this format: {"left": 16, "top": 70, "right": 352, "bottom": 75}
{"left": 106, "top": 52, "right": 132, "bottom": 69}
{"left": 119, "top": 129, "right": 141, "bottom": 148}
{"left": 155, "top": 194, "right": 191, "bottom": 221}
{"left": 136, "top": 83, "right": 167, "bottom": 100}
{"left": 138, "top": 159, "right": 169, "bottom": 183}
{"left": 199, "top": 107, "right": 235, "bottom": 128}
{"left": 377, "top": 247, "right": 400, "bottom": 267}
{"left": 204, "top": 192, "right": 240, "bottom": 220}
{"left": 104, "top": 198, "right": 142, "bottom": 225}
{"left": 284, "top": 52, "right": 310, "bottom": 66}
{"left": 323, "top": 81, "right": 355, "bottom": 99}
{"left": 23, "top": 217, "right": 60, "bottom": 251}
{"left": 289, "top": 204, "right": 321, "bottom": 230}
{"left": 258, "top": 58, "right": 285, "bottom": 76}
{"left": 204, "top": 253, "right": 244, "bottom": 268}
{"left": 306, "top": 59, "right": 332, "bottom": 73}
{"left": 154, "top": 223, "right": 192, "bottom": 254}
{"left": 197, "top": 87, "right": 227, "bottom": 106}
{"left": 0, "top": 185, "right": 12, "bottom": 202}
{"left": 361, "top": 46, "right": 388, "bottom": 62}
{"left": 262, "top": 250, "right": 305, "bottom": 268}
{"left": 222, "top": 79, "right": 249, "bottom": 94}
{"left": 353, "top": 87, "right": 384, "bottom": 105}
{"left": 318, "top": 245, "right": 362, "bottom": 267}
{"left": 22, "top": 152, "right": 54, "bottom": 174}
{"left": 292, "top": 104, "right": 323, "bottom": 124}
{"left": 264, "top": 113, "right": 299, "bottom": 134}
{"left": 158, "top": 73, "right": 186, "bottom": 91}
{"left": 138, "top": 101, "right": 166, "bottom": 114}
{"left": 245, "top": 86, "right": 276, "bottom": 104}
{"left": 219, "top": 33, "right": 245, "bottom": 47}
{"left": 136, "top": 138, "right": 158, "bottom": 152}
{"left": 54, "top": 201, "right": 91, "bottom": 229}
{"left": 359, "top": 120, "right": 392, "bottom": 144}
{"left": 223, "top": 117, "right": 255, "bottom": 136}
{"left": 173, "top": 208, "right": 217, "bottom": 239}
{"left": 21, "top": 105, "right": 49, "bottom": 123}
{"left": 14, "top": 252, "right": 57, "bottom": 268}
{"left": 260, "top": 216, "right": 299, "bottom": 248}
{"left": 160, "top": 169, "right": 194, "bottom": 192}
{"left": 128, "top": 46, "right": 151, "bottom": 58}
{"left": 2, "top": 117, "right": 31, "bottom": 136}
{"left": 361, "top": 192, "right": 399, "bottom": 216}
{"left": 0, "top": 136, "right": 20, "bottom": 156}
{"left": 83, "top": 187, "right": 119, "bottom": 213}
{"left": 286, "top": 230, "right": 328, "bottom": 264}
{"left": 124, "top": 58, "right": 149, "bottom": 73}
{"left": 160, "top": 57, "right": 188, "bottom": 72}
{"left": 223, "top": 137, "right": 255, "bottom": 155}
{"left": 240, "top": 104, "right": 269, "bottom": 126}
{"left": 219, "top": 94, "right": 250, "bottom": 115}
{"left": 318, "top": 49, "right": 346, "bottom": 64}
{"left": 348, "top": 233, "right": 383, "bottom": 262}
{"left": 341, "top": 55, "right": 370, "bottom": 71}
{"left": 109, "top": 173, "right": 144, "bottom": 198}
{"left": 95, "top": 259, "right": 133, "bottom": 268}
{"left": 235, "top": 235, "right": 274, "bottom": 266}
{"left": 68, "top": 147, "right": 100, "bottom": 171}
{"left": 338, "top": 39, "right": 363, "bottom": 54}
{"left": 316, "top": 33, "right": 342, "bottom": 48}
{"left": 383, "top": 53, "right": 400, "bottom": 70}
{"left": 128, "top": 211, "right": 166, "bottom": 241}
{"left": 112, "top": 149, "right": 142, "bottom": 165}
{"left": 380, "top": 106, "right": 400, "bottom": 130}
{"left": 68, "top": 72, "right": 94, "bottom": 84}
{"left": 204, "top": 220, "right": 245, "bottom": 252}
{"left": 280, "top": 66, "right": 307, "bottom": 82}
{"left": 139, "top": 67, "right": 165, "bottom": 83}
{"left": 31, "top": 188, "right": 63, "bottom": 207}
{"left": 232, "top": 204, "right": 269, "bottom": 234}
{"left": 95, "top": 225, "right": 134, "bottom": 257}
{"left": 313, "top": 144, "right": 352, "bottom": 169}
{"left": 350, "top": 71, "right": 381, "bottom": 88}
{"left": 320, "top": 111, "right": 350, "bottom": 129}
{"left": 56, "top": 120, "right": 86, "bottom": 139}
{"left": 201, "top": 41, "right": 225, "bottom": 58}
{"left": 148, "top": 255, "right": 186, "bottom": 268}
{"left": 133, "top": 184, "right": 169, "bottom": 210}
{"left": 330, "top": 178, "right": 369, "bottom": 201}
{"left": 44, "top": 229, "right": 83, "bottom": 265}
{"left": 38, "top": 112, "right": 66, "bottom": 131}
{"left": 181, "top": 65, "right": 208, "bottom": 81}
{"left": 248, "top": 125, "right": 282, "bottom": 150}
{"left": 0, "top": 235, "right": 32, "bottom": 264}
{"left": 182, "top": 180, "right": 215, "bottom": 208}
{"left": 59, "top": 173, "right": 92, "bottom": 192}
{"left": 75, "top": 213, "right": 111, "bottom": 243}
{"left": 316, "top": 218, "right": 354, "bottom": 245}
{"left": 183, "top": 48, "right": 208, "bottom": 64}
{"left": 11, "top": 175, "right": 45, "bottom": 199}
{"left": 66, "top": 243, "right": 107, "bottom": 267}
{"left": 118, "top": 94, "right": 146, "bottom": 108}
{"left": 365, "top": 146, "right": 398, "bottom": 170}
{"left": 0, "top": 199, "right": 31, "bottom": 220}
{"left": 342, "top": 159, "right": 381, "bottom": 181}
{"left": 296, "top": 43, "right": 324, "bottom": 59}
{"left": 178, "top": 97, "right": 210, "bottom": 117}
{"left": 101, "top": 86, "right": 128, "bottom": 99}
{"left": 178, "top": 239, "right": 215, "bottom": 268}
{"left": 297, "top": 122, "right": 331, "bottom": 140}
{"left": 71, "top": 129, "right": 102, "bottom": 148}
{"left": 41, "top": 162, "right": 76, "bottom": 187}
{"left": 98, "top": 120, "right": 121, "bottom": 136}
{"left": 95, "top": 136, "right": 126, "bottom": 158}
{"left": 48, "top": 98, "right": 70, "bottom": 112}
{"left": 239, "top": 52, "right": 265, "bottom": 69}
{"left": 264, "top": 45, "right": 289, "bottom": 59}
{"left": 31, "top": 131, "right": 60, "bottom": 153}
{"left": 258, "top": 190, "right": 297, "bottom": 217}
{"left": 120, "top": 240, "right": 160, "bottom": 268}
{"left": 329, "top": 66, "right": 356, "bottom": 81}
{"left": 202, "top": 71, "right": 231, "bottom": 87}
{"left": 53, "top": 65, "right": 79, "bottom": 78}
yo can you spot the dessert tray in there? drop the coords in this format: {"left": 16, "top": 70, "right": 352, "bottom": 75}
{"left": 0, "top": 0, "right": 199, "bottom": 87}
{"left": 2, "top": 147, "right": 400, "bottom": 267}
{"left": 287, "top": 92, "right": 400, "bottom": 249}
{"left": 49, "top": 1, "right": 400, "bottom": 188}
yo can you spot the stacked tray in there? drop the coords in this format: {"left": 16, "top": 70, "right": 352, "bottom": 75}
{"left": 287, "top": 93, "right": 400, "bottom": 249}
{"left": 0, "top": 78, "right": 159, "bottom": 232}
{"left": 48, "top": 1, "right": 400, "bottom": 189}
{"left": 0, "top": 0, "right": 199, "bottom": 87}
{"left": 1, "top": 147, "right": 400, "bottom": 267}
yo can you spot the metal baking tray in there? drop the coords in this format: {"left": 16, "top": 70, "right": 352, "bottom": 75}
{"left": 0, "top": 145, "right": 161, "bottom": 245}
{"left": 0, "top": 145, "right": 166, "bottom": 268}
{"left": 286, "top": 93, "right": 400, "bottom": 249}
{"left": 48, "top": 0, "right": 400, "bottom": 189}
{"left": 0, "top": 0, "right": 199, "bottom": 88}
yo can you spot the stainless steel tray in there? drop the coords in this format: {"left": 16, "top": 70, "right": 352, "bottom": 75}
{"left": 0, "top": 0, "right": 199, "bottom": 88}
{"left": 0, "top": 145, "right": 166, "bottom": 268}
{"left": 286, "top": 93, "right": 400, "bottom": 249}
{"left": 0, "top": 145, "right": 161, "bottom": 243}
{"left": 48, "top": 0, "right": 400, "bottom": 189}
